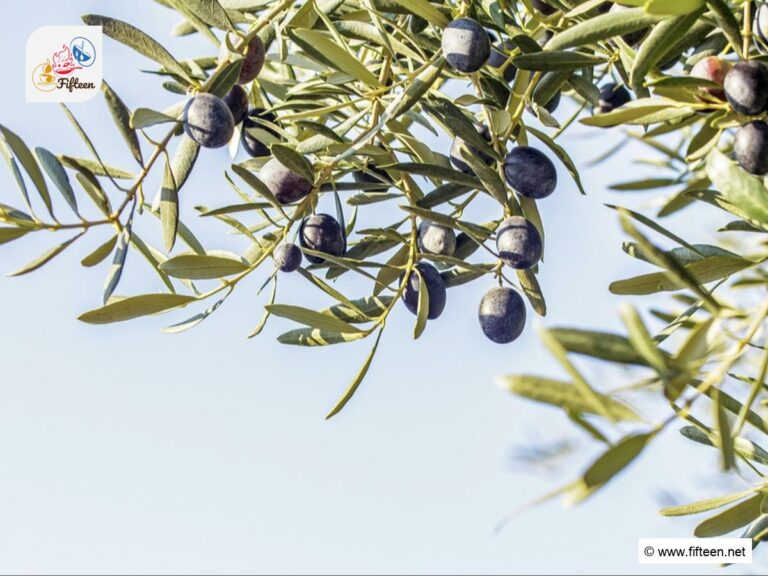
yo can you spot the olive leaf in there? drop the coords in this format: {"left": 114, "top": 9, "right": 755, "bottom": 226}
{"left": 82, "top": 14, "right": 194, "bottom": 84}
{"left": 79, "top": 293, "right": 198, "bottom": 324}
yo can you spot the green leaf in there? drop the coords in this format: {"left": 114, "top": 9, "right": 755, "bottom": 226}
{"left": 277, "top": 327, "right": 367, "bottom": 346}
{"left": 102, "top": 81, "right": 143, "bottom": 166}
{"left": 81, "top": 234, "right": 118, "bottom": 267}
{"left": 610, "top": 178, "right": 678, "bottom": 191}
{"left": 581, "top": 98, "right": 693, "bottom": 127}
{"left": 35, "top": 147, "right": 78, "bottom": 215}
{"left": 582, "top": 433, "right": 653, "bottom": 489}
{"left": 389, "top": 0, "right": 447, "bottom": 26}
{"left": 538, "top": 325, "right": 613, "bottom": 419}
{"left": 660, "top": 489, "right": 757, "bottom": 517}
{"left": 59, "top": 156, "right": 135, "bottom": 179}
{"left": 0, "top": 125, "right": 53, "bottom": 218}
{"left": 130, "top": 233, "right": 176, "bottom": 293}
{"left": 249, "top": 275, "right": 278, "bottom": 338}
{"left": 644, "top": 0, "right": 705, "bottom": 16}
{"left": 172, "top": 0, "right": 233, "bottom": 30}
{"left": 288, "top": 29, "right": 380, "bottom": 87}
{"left": 713, "top": 388, "right": 736, "bottom": 471}
{"left": 208, "top": 59, "right": 244, "bottom": 98}
{"left": 266, "top": 304, "right": 366, "bottom": 333}
{"left": 230, "top": 166, "right": 285, "bottom": 214}
{"left": 156, "top": 135, "right": 199, "bottom": 252}
{"left": 60, "top": 104, "right": 126, "bottom": 192}
{"left": 615, "top": 208, "right": 740, "bottom": 312}
{"left": 610, "top": 256, "right": 753, "bottom": 295}
{"left": 619, "top": 303, "right": 669, "bottom": 375}
{"left": 707, "top": 148, "right": 768, "bottom": 227}
{"left": 103, "top": 217, "right": 132, "bottom": 303}
{"left": 326, "top": 329, "right": 382, "bottom": 419}
{"left": 517, "top": 268, "right": 547, "bottom": 317}
{"left": 270, "top": 145, "right": 314, "bottom": 183}
{"left": 527, "top": 126, "right": 586, "bottom": 195}
{"left": 323, "top": 296, "right": 393, "bottom": 323}
{"left": 0, "top": 227, "right": 31, "bottom": 246}
{"left": 498, "top": 375, "right": 640, "bottom": 421}
{"left": 680, "top": 426, "right": 768, "bottom": 466}
{"left": 382, "top": 59, "right": 444, "bottom": 121}
{"left": 82, "top": 14, "right": 194, "bottom": 84}
{"left": 160, "top": 163, "right": 179, "bottom": 252}
{"left": 387, "top": 162, "right": 481, "bottom": 188}
{"left": 165, "top": 134, "right": 200, "bottom": 193}
{"left": 546, "top": 8, "right": 665, "bottom": 50}
{"left": 130, "top": 107, "right": 180, "bottom": 129}
{"left": 160, "top": 252, "right": 248, "bottom": 279}
{"left": 413, "top": 267, "right": 429, "bottom": 339}
{"left": 702, "top": 385, "right": 768, "bottom": 437}
{"left": 78, "top": 293, "right": 197, "bottom": 324}
{"left": 458, "top": 145, "right": 507, "bottom": 207}
{"left": 297, "top": 267, "right": 360, "bottom": 312}
{"left": 705, "top": 0, "right": 742, "bottom": 56}
{"left": 0, "top": 202, "right": 34, "bottom": 225}
{"left": 8, "top": 232, "right": 83, "bottom": 276}
{"left": 513, "top": 51, "right": 607, "bottom": 71}
{"left": 549, "top": 328, "right": 655, "bottom": 366}
{"left": 0, "top": 139, "right": 32, "bottom": 213}
{"left": 630, "top": 9, "right": 703, "bottom": 89}
{"left": 440, "top": 267, "right": 487, "bottom": 288}
{"left": 75, "top": 172, "right": 111, "bottom": 216}
{"left": 348, "top": 192, "right": 401, "bottom": 205}
{"left": 417, "top": 183, "right": 473, "bottom": 209}
{"left": 694, "top": 494, "right": 764, "bottom": 537}
{"left": 422, "top": 95, "right": 496, "bottom": 158}
{"left": 607, "top": 204, "right": 702, "bottom": 254}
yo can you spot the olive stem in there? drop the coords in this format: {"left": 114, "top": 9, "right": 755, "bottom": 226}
{"left": 744, "top": 0, "right": 753, "bottom": 60}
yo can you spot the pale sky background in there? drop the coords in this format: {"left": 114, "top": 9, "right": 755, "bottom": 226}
{"left": 0, "top": 2, "right": 766, "bottom": 574}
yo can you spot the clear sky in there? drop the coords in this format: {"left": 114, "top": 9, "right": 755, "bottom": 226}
{"left": 0, "top": 2, "right": 765, "bottom": 574}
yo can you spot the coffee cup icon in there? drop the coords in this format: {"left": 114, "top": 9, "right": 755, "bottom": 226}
{"left": 32, "top": 60, "right": 56, "bottom": 91}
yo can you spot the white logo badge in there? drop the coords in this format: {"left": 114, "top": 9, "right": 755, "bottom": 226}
{"left": 26, "top": 25, "right": 102, "bottom": 103}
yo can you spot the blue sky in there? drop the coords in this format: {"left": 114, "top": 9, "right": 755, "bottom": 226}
{"left": 0, "top": 1, "right": 765, "bottom": 574}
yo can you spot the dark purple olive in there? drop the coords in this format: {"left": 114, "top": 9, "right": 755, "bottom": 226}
{"left": 401, "top": 262, "right": 447, "bottom": 320}
{"left": 273, "top": 243, "right": 302, "bottom": 272}
{"left": 734, "top": 121, "right": 768, "bottom": 175}
{"left": 183, "top": 94, "right": 235, "bottom": 149}
{"left": 496, "top": 216, "right": 543, "bottom": 270}
{"left": 222, "top": 85, "right": 249, "bottom": 125}
{"left": 478, "top": 287, "right": 526, "bottom": 344}
{"left": 441, "top": 18, "right": 491, "bottom": 74}
{"left": 299, "top": 213, "right": 346, "bottom": 264}
{"left": 219, "top": 33, "right": 265, "bottom": 84}
{"left": 260, "top": 157, "right": 313, "bottom": 205}
{"left": 241, "top": 108, "right": 279, "bottom": 158}
{"left": 503, "top": 147, "right": 557, "bottom": 199}
{"left": 724, "top": 61, "right": 768, "bottom": 116}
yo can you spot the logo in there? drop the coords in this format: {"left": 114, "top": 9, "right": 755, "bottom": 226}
{"left": 26, "top": 26, "right": 102, "bottom": 102}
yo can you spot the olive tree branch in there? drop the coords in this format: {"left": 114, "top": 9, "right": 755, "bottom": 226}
{"left": 744, "top": 0, "right": 753, "bottom": 60}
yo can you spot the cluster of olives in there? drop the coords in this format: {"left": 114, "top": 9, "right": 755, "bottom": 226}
{"left": 724, "top": 59, "right": 768, "bottom": 175}
{"left": 270, "top": 11, "right": 563, "bottom": 346}
{"left": 184, "top": 33, "right": 270, "bottom": 150}
{"left": 184, "top": 33, "right": 283, "bottom": 161}
{"left": 685, "top": 51, "right": 768, "bottom": 175}
{"left": 431, "top": 16, "right": 565, "bottom": 343}
{"left": 181, "top": 33, "right": 348, "bottom": 278}
{"left": 178, "top": 13, "right": 567, "bottom": 346}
